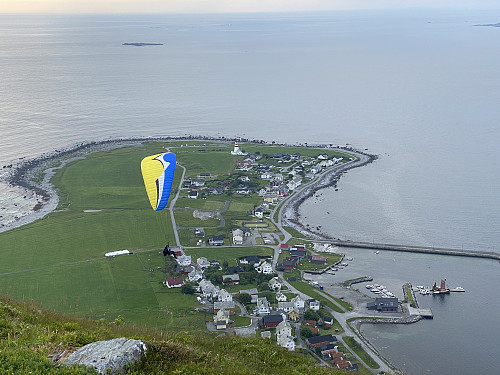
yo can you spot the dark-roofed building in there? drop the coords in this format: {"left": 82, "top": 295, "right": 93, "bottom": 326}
{"left": 259, "top": 314, "right": 283, "bottom": 329}
{"left": 278, "top": 257, "right": 300, "bottom": 271}
{"left": 290, "top": 249, "right": 307, "bottom": 258}
{"left": 213, "top": 301, "right": 235, "bottom": 315}
{"left": 306, "top": 334, "right": 337, "bottom": 348}
{"left": 222, "top": 274, "right": 240, "bottom": 285}
{"left": 227, "top": 266, "right": 245, "bottom": 273}
{"left": 209, "top": 236, "right": 225, "bottom": 246}
{"left": 239, "top": 255, "right": 260, "bottom": 264}
{"left": 367, "top": 297, "right": 399, "bottom": 312}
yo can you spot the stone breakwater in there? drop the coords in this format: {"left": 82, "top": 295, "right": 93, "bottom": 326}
{"left": 282, "top": 151, "right": 377, "bottom": 239}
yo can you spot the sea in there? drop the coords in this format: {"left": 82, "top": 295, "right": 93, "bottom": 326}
{"left": 1, "top": 9, "right": 499, "bottom": 374}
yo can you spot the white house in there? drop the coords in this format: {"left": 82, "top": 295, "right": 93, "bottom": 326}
{"left": 310, "top": 165, "right": 322, "bottom": 174}
{"left": 218, "top": 289, "right": 233, "bottom": 302}
{"left": 287, "top": 177, "right": 302, "bottom": 191}
{"left": 276, "top": 320, "right": 295, "bottom": 351}
{"left": 278, "top": 301, "right": 294, "bottom": 313}
{"left": 254, "top": 207, "right": 264, "bottom": 218}
{"left": 187, "top": 269, "right": 203, "bottom": 282}
{"left": 275, "top": 292, "right": 287, "bottom": 302}
{"left": 308, "top": 299, "right": 320, "bottom": 311}
{"left": 276, "top": 320, "right": 292, "bottom": 338}
{"left": 292, "top": 296, "right": 305, "bottom": 309}
{"left": 232, "top": 228, "right": 244, "bottom": 245}
{"left": 196, "top": 257, "right": 211, "bottom": 270}
{"left": 256, "top": 297, "right": 271, "bottom": 315}
{"left": 176, "top": 255, "right": 192, "bottom": 267}
{"left": 260, "top": 172, "right": 273, "bottom": 180}
{"left": 256, "top": 261, "right": 273, "bottom": 275}
{"left": 269, "top": 276, "right": 282, "bottom": 291}
{"left": 273, "top": 173, "right": 284, "bottom": 181}
{"left": 199, "top": 280, "right": 220, "bottom": 299}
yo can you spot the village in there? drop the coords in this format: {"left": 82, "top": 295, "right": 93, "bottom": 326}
{"left": 157, "top": 141, "right": 363, "bottom": 372}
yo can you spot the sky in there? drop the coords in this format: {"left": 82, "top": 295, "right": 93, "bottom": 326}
{"left": 1, "top": 0, "right": 500, "bottom": 14}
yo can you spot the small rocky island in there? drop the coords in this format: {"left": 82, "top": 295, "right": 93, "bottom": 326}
{"left": 473, "top": 23, "right": 500, "bottom": 27}
{"left": 122, "top": 42, "right": 163, "bottom": 46}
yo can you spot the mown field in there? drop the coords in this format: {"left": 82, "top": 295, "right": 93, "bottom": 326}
{"left": 0, "top": 142, "right": 235, "bottom": 330}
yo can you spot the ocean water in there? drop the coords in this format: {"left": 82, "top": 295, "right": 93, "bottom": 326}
{"left": 1, "top": 10, "right": 499, "bottom": 374}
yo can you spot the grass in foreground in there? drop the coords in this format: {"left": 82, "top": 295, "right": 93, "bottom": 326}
{"left": 0, "top": 296, "right": 345, "bottom": 375}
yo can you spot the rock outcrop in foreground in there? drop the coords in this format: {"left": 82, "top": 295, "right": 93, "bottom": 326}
{"left": 63, "top": 337, "right": 146, "bottom": 374}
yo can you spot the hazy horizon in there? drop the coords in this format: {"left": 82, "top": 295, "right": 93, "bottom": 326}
{"left": 2, "top": 0, "right": 500, "bottom": 14}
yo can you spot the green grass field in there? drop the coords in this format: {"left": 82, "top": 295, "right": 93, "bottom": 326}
{"left": 173, "top": 209, "right": 221, "bottom": 228}
{"left": 0, "top": 143, "right": 203, "bottom": 329}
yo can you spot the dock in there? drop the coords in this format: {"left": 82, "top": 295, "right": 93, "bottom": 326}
{"left": 320, "top": 240, "right": 500, "bottom": 261}
{"left": 408, "top": 306, "right": 433, "bottom": 319}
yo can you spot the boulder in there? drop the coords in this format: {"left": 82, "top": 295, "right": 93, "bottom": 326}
{"left": 63, "top": 337, "right": 146, "bottom": 374}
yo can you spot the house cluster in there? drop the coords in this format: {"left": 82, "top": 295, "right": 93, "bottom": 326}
{"left": 257, "top": 277, "right": 323, "bottom": 352}
{"left": 231, "top": 227, "right": 251, "bottom": 245}
{"left": 234, "top": 151, "right": 345, "bottom": 214}
{"left": 306, "top": 335, "right": 358, "bottom": 372}
{"left": 277, "top": 243, "right": 307, "bottom": 271}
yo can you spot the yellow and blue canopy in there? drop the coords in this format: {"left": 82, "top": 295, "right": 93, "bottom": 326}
{"left": 141, "top": 152, "right": 176, "bottom": 211}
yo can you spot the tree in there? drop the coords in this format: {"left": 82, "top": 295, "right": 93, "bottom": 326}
{"left": 260, "top": 291, "right": 274, "bottom": 302}
{"left": 304, "top": 309, "right": 321, "bottom": 321}
{"left": 259, "top": 282, "right": 270, "bottom": 291}
{"left": 181, "top": 284, "right": 195, "bottom": 295}
{"left": 236, "top": 293, "right": 252, "bottom": 305}
{"left": 222, "top": 259, "right": 229, "bottom": 270}
{"left": 300, "top": 326, "right": 314, "bottom": 339}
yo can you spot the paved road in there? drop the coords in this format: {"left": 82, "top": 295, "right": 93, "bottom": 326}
{"left": 169, "top": 163, "right": 186, "bottom": 248}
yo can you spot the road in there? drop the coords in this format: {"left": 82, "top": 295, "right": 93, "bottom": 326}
{"left": 169, "top": 163, "right": 186, "bottom": 248}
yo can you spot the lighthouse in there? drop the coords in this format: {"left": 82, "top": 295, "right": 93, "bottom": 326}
{"left": 231, "top": 139, "right": 247, "bottom": 156}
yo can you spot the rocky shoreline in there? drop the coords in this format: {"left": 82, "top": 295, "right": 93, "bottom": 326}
{"left": 282, "top": 151, "right": 377, "bottom": 239}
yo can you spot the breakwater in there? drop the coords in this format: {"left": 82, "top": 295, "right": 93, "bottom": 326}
{"left": 322, "top": 240, "right": 500, "bottom": 261}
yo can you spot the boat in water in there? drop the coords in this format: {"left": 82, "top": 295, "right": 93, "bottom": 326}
{"left": 432, "top": 279, "right": 450, "bottom": 294}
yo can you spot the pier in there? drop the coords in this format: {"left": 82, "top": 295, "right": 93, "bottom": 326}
{"left": 323, "top": 240, "right": 500, "bottom": 261}
{"left": 408, "top": 306, "right": 434, "bottom": 319}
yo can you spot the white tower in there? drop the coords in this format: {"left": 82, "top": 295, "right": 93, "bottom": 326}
{"left": 231, "top": 139, "right": 247, "bottom": 155}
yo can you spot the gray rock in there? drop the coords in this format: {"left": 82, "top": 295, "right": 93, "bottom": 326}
{"left": 63, "top": 337, "right": 146, "bottom": 374}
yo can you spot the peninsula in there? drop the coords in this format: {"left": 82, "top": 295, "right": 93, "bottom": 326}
{"left": 1, "top": 137, "right": 483, "bottom": 374}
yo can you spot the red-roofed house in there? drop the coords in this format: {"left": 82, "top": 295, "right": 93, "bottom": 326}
{"left": 335, "top": 360, "right": 352, "bottom": 370}
{"left": 165, "top": 277, "right": 184, "bottom": 288}
{"left": 304, "top": 320, "right": 318, "bottom": 327}
{"left": 280, "top": 243, "right": 289, "bottom": 250}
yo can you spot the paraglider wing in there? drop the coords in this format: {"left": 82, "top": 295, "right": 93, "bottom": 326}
{"left": 141, "top": 152, "right": 176, "bottom": 211}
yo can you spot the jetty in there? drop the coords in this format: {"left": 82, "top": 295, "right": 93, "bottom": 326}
{"left": 407, "top": 306, "right": 433, "bottom": 319}
{"left": 321, "top": 240, "right": 500, "bottom": 261}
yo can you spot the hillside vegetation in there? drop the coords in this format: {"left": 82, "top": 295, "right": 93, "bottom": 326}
{"left": 0, "top": 296, "right": 343, "bottom": 374}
